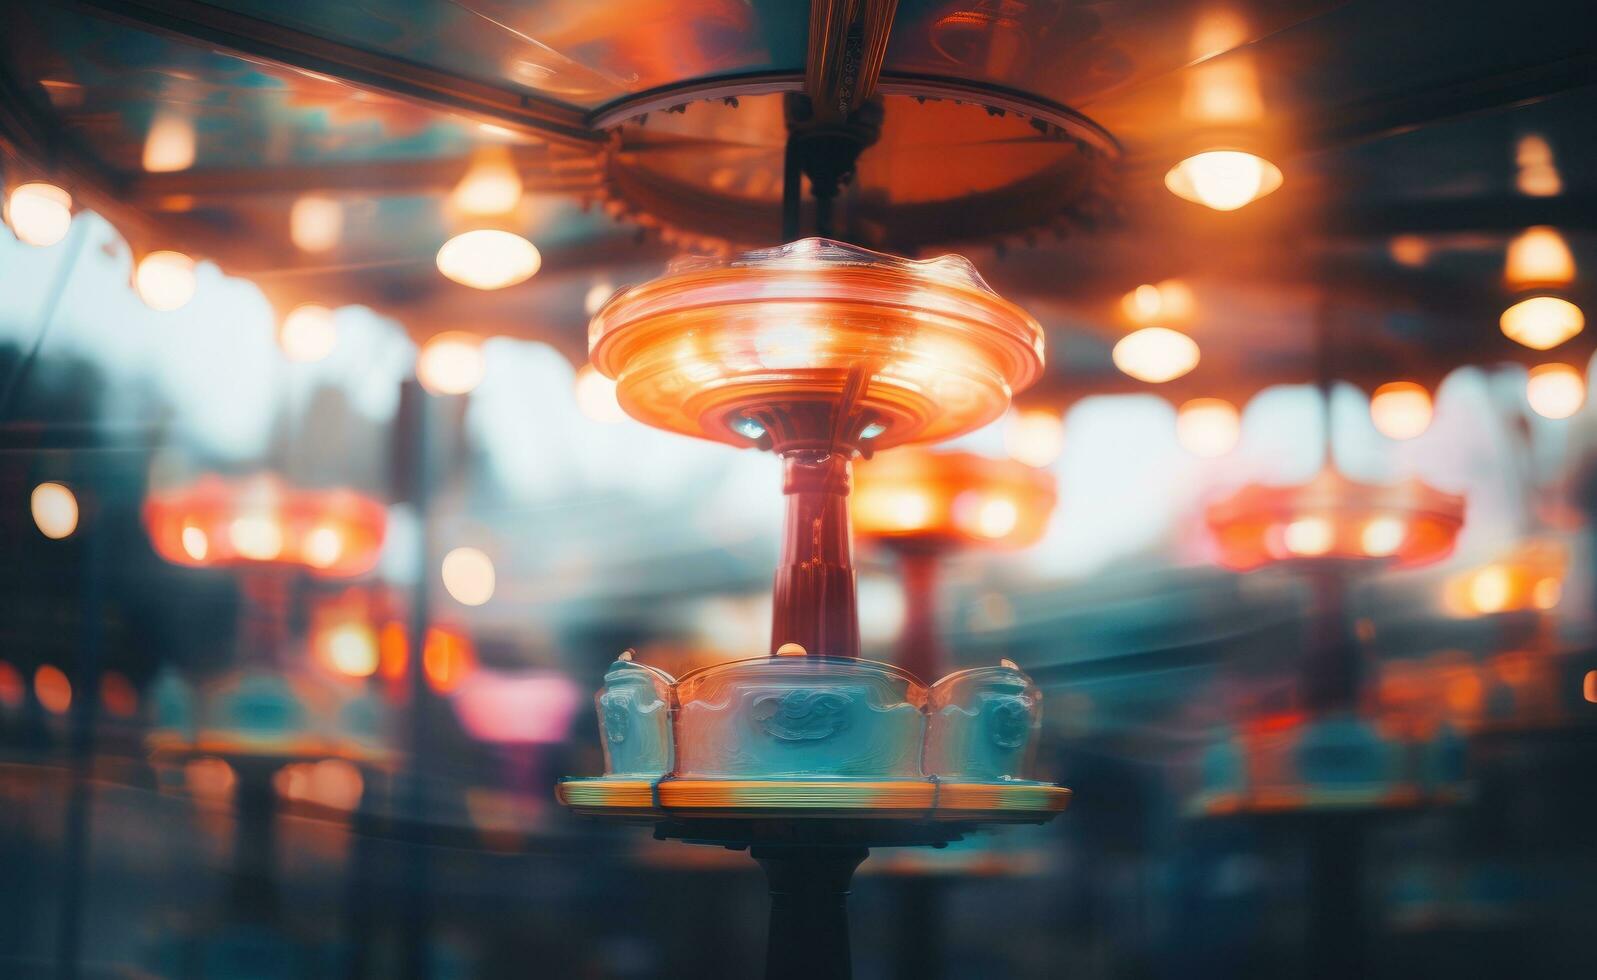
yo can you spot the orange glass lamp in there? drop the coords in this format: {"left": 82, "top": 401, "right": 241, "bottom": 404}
{"left": 562, "top": 239, "right": 1068, "bottom": 980}
{"left": 854, "top": 449, "right": 1056, "bottom": 681}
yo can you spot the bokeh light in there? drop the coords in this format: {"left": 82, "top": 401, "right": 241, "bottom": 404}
{"left": 436, "top": 229, "right": 540, "bottom": 290}
{"left": 442, "top": 547, "right": 496, "bottom": 606}
{"left": 1113, "top": 328, "right": 1200, "bottom": 383}
{"left": 417, "top": 332, "right": 487, "bottom": 395}
{"left": 1525, "top": 363, "right": 1585, "bottom": 418}
{"left": 1501, "top": 296, "right": 1583, "bottom": 350}
{"left": 279, "top": 304, "right": 338, "bottom": 362}
{"left": 1283, "top": 517, "right": 1334, "bottom": 557}
{"left": 1369, "top": 382, "right": 1433, "bottom": 440}
{"left": 31, "top": 482, "right": 79, "bottom": 539}
{"left": 290, "top": 195, "right": 343, "bottom": 252}
{"left": 1003, "top": 408, "right": 1065, "bottom": 468}
{"left": 6, "top": 182, "right": 73, "bottom": 246}
{"left": 1164, "top": 150, "right": 1282, "bottom": 211}
{"left": 1175, "top": 398, "right": 1240, "bottom": 457}
{"left": 134, "top": 251, "right": 197, "bottom": 311}
{"left": 34, "top": 664, "right": 72, "bottom": 715}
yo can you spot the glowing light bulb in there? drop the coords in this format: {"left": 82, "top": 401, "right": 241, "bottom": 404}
{"left": 442, "top": 547, "right": 495, "bottom": 606}
{"left": 1515, "top": 135, "right": 1561, "bottom": 197}
{"left": 1531, "top": 576, "right": 1561, "bottom": 610}
{"left": 135, "top": 251, "right": 197, "bottom": 311}
{"left": 1369, "top": 382, "right": 1433, "bottom": 440}
{"left": 574, "top": 364, "right": 627, "bottom": 422}
{"left": 1283, "top": 517, "right": 1333, "bottom": 557}
{"left": 1164, "top": 150, "right": 1282, "bottom": 211}
{"left": 6, "top": 182, "right": 73, "bottom": 246}
{"left": 1003, "top": 408, "right": 1065, "bottom": 468}
{"left": 1525, "top": 363, "right": 1584, "bottom": 419}
{"left": 1113, "top": 328, "right": 1200, "bottom": 383}
{"left": 303, "top": 525, "right": 344, "bottom": 569}
{"left": 1504, "top": 227, "right": 1575, "bottom": 287}
{"left": 1469, "top": 565, "right": 1511, "bottom": 614}
{"left": 416, "top": 332, "right": 486, "bottom": 395}
{"left": 229, "top": 514, "right": 283, "bottom": 561}
{"left": 324, "top": 623, "right": 378, "bottom": 677}
{"left": 30, "top": 482, "right": 78, "bottom": 539}
{"left": 278, "top": 304, "right": 337, "bottom": 362}
{"left": 142, "top": 112, "right": 195, "bottom": 173}
{"left": 181, "top": 524, "right": 209, "bottom": 560}
{"left": 1360, "top": 516, "right": 1406, "bottom": 557}
{"left": 436, "top": 229, "right": 540, "bottom": 290}
{"left": 290, "top": 195, "right": 343, "bottom": 252}
{"left": 1502, "top": 296, "right": 1584, "bottom": 351}
{"left": 1176, "top": 398, "right": 1240, "bottom": 457}
{"left": 451, "top": 148, "right": 523, "bottom": 216}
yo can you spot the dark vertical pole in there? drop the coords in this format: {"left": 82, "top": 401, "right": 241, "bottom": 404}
{"left": 753, "top": 847, "right": 867, "bottom": 980}
{"left": 395, "top": 379, "right": 434, "bottom": 980}
{"left": 894, "top": 549, "right": 942, "bottom": 682}
{"left": 782, "top": 135, "right": 803, "bottom": 244}
{"left": 55, "top": 504, "right": 104, "bottom": 980}
{"left": 770, "top": 452, "right": 859, "bottom": 658}
{"left": 889, "top": 877, "right": 946, "bottom": 980}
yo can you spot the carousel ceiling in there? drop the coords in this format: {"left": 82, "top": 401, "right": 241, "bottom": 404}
{"left": 0, "top": 0, "right": 1594, "bottom": 406}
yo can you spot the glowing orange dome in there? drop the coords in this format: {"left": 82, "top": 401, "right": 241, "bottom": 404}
{"left": 1205, "top": 468, "right": 1464, "bottom": 572}
{"left": 589, "top": 238, "right": 1045, "bottom": 453}
{"left": 854, "top": 450, "right": 1057, "bottom": 551}
{"left": 143, "top": 474, "right": 387, "bottom": 578}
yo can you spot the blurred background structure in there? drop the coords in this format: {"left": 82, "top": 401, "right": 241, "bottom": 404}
{"left": 2, "top": 1, "right": 1596, "bottom": 977}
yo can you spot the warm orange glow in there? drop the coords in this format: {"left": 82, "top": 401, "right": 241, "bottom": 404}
{"left": 135, "top": 251, "right": 197, "bottom": 311}
{"left": 100, "top": 671, "right": 139, "bottom": 718}
{"left": 144, "top": 475, "right": 386, "bottom": 576}
{"left": 1113, "top": 328, "right": 1199, "bottom": 383}
{"left": 424, "top": 628, "right": 476, "bottom": 692}
{"left": 1369, "top": 382, "right": 1433, "bottom": 440}
{"left": 1208, "top": 469, "right": 1464, "bottom": 571}
{"left": 589, "top": 239, "right": 1044, "bottom": 452}
{"left": 1532, "top": 576, "right": 1561, "bottom": 609}
{"left": 229, "top": 514, "right": 284, "bottom": 561}
{"left": 1525, "top": 363, "right": 1584, "bottom": 418}
{"left": 574, "top": 364, "right": 628, "bottom": 422}
{"left": 184, "top": 757, "right": 236, "bottom": 800}
{"left": 1359, "top": 516, "right": 1407, "bottom": 558}
{"left": 1181, "top": 57, "right": 1264, "bottom": 124}
{"left": 1585, "top": 669, "right": 1597, "bottom": 704}
{"left": 1282, "top": 517, "right": 1334, "bottom": 557}
{"left": 436, "top": 229, "right": 540, "bottom": 290}
{"left": 35, "top": 664, "right": 72, "bottom": 714}
{"left": 417, "top": 331, "right": 487, "bottom": 394}
{"left": 1388, "top": 235, "right": 1430, "bottom": 268}
{"left": 451, "top": 147, "right": 523, "bottom": 216}
{"left": 1504, "top": 226, "right": 1575, "bottom": 288}
{"left": 142, "top": 112, "right": 196, "bottom": 173}
{"left": 1469, "top": 565, "right": 1512, "bottom": 614}
{"left": 0, "top": 661, "right": 23, "bottom": 709}
{"left": 854, "top": 449, "right": 1056, "bottom": 550}
{"left": 290, "top": 195, "right": 343, "bottom": 252}
{"left": 379, "top": 621, "right": 408, "bottom": 681}
{"left": 321, "top": 622, "right": 379, "bottom": 677}
{"left": 442, "top": 546, "right": 496, "bottom": 606}
{"left": 584, "top": 281, "right": 614, "bottom": 316}
{"left": 958, "top": 493, "right": 1020, "bottom": 539}
{"left": 279, "top": 304, "right": 338, "bottom": 362}
{"left": 31, "top": 482, "right": 79, "bottom": 539}
{"left": 1003, "top": 408, "right": 1065, "bottom": 468}
{"left": 1500, "top": 295, "right": 1584, "bottom": 351}
{"left": 1165, "top": 151, "right": 1282, "bottom": 211}
{"left": 1176, "top": 398, "right": 1240, "bottom": 457}
{"left": 1120, "top": 280, "right": 1195, "bottom": 326}
{"left": 1516, "top": 135, "right": 1562, "bottom": 197}
{"left": 6, "top": 182, "right": 73, "bottom": 246}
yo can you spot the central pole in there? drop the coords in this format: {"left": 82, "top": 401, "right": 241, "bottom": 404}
{"left": 771, "top": 451, "right": 860, "bottom": 658}
{"left": 754, "top": 846, "right": 868, "bottom": 980}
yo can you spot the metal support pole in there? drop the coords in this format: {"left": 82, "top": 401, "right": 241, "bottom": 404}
{"left": 753, "top": 846, "right": 868, "bottom": 980}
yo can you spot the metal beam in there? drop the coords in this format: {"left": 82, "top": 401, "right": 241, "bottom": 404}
{"left": 67, "top": 0, "right": 603, "bottom": 148}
